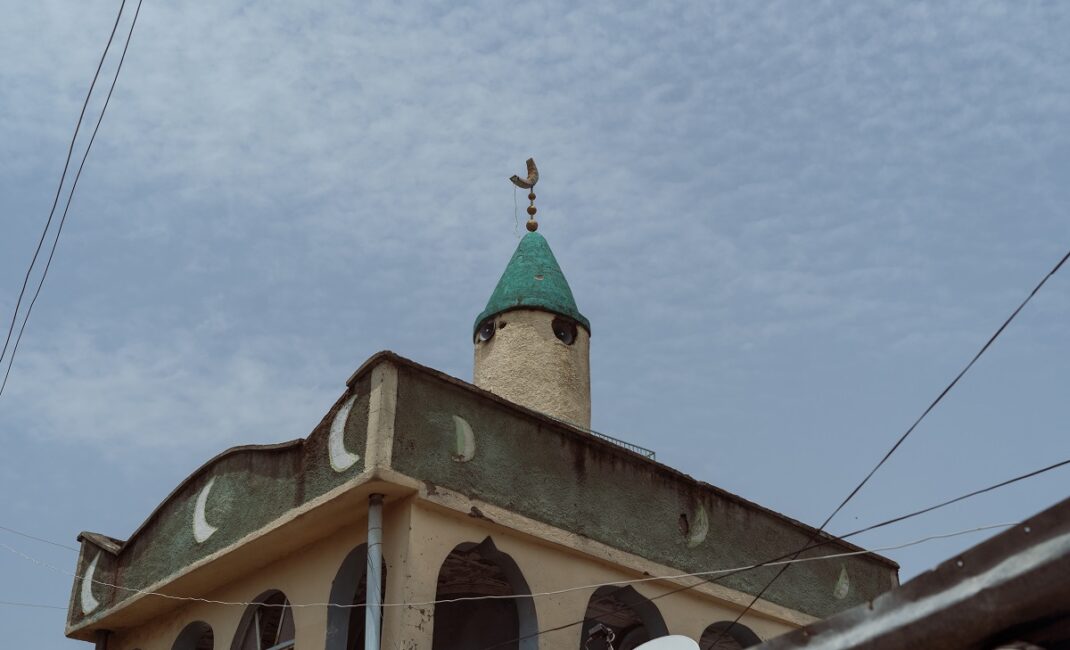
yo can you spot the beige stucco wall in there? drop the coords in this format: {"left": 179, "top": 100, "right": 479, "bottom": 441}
{"left": 104, "top": 488, "right": 803, "bottom": 650}
{"left": 105, "top": 508, "right": 382, "bottom": 650}
{"left": 473, "top": 309, "right": 591, "bottom": 428}
{"left": 393, "top": 499, "right": 799, "bottom": 650}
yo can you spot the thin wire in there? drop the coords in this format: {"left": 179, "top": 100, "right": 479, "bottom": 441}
{"left": 478, "top": 523, "right": 1017, "bottom": 650}
{"left": 0, "top": 522, "right": 1017, "bottom": 614}
{"left": 0, "top": 455, "right": 1063, "bottom": 617}
{"left": 478, "top": 454, "right": 1070, "bottom": 649}
{"left": 710, "top": 245, "right": 1070, "bottom": 648}
{"left": 0, "top": 0, "right": 128, "bottom": 366}
{"left": 0, "top": 524, "right": 79, "bottom": 552}
{"left": 0, "top": 0, "right": 144, "bottom": 400}
{"left": 0, "top": 599, "right": 67, "bottom": 611}
{"left": 513, "top": 185, "right": 520, "bottom": 238}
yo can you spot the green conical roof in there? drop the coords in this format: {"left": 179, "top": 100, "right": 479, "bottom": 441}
{"left": 474, "top": 232, "right": 590, "bottom": 334}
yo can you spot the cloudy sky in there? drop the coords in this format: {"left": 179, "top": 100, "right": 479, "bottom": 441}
{"left": 2, "top": 1, "right": 1069, "bottom": 647}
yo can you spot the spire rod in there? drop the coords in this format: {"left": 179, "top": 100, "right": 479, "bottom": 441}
{"left": 509, "top": 157, "right": 540, "bottom": 231}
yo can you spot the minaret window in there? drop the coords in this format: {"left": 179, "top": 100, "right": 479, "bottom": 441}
{"left": 552, "top": 317, "right": 577, "bottom": 345}
{"left": 476, "top": 319, "right": 496, "bottom": 343}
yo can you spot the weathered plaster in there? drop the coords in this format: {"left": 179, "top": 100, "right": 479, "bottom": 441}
{"left": 363, "top": 360, "right": 398, "bottom": 470}
{"left": 67, "top": 352, "right": 897, "bottom": 644}
{"left": 66, "top": 372, "right": 375, "bottom": 635}
{"left": 406, "top": 495, "right": 801, "bottom": 648}
{"left": 474, "top": 309, "right": 592, "bottom": 427}
{"left": 394, "top": 360, "right": 897, "bottom": 620}
{"left": 400, "top": 472, "right": 818, "bottom": 629}
{"left": 104, "top": 506, "right": 389, "bottom": 650}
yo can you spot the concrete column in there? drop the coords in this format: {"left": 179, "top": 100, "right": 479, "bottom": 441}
{"left": 379, "top": 497, "right": 437, "bottom": 650}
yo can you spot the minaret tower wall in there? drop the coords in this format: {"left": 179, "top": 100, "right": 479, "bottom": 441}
{"left": 474, "top": 308, "right": 591, "bottom": 427}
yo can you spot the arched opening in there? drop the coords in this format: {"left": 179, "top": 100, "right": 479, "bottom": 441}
{"left": 431, "top": 537, "right": 538, "bottom": 650}
{"left": 231, "top": 590, "right": 295, "bottom": 650}
{"left": 172, "top": 621, "right": 213, "bottom": 650}
{"left": 325, "top": 543, "right": 388, "bottom": 650}
{"left": 579, "top": 585, "right": 669, "bottom": 650}
{"left": 699, "top": 621, "right": 762, "bottom": 649}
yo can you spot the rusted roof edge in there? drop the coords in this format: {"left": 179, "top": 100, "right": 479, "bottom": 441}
{"left": 754, "top": 496, "right": 1070, "bottom": 649}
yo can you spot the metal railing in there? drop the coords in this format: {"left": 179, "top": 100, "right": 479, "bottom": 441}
{"left": 546, "top": 415, "right": 656, "bottom": 460}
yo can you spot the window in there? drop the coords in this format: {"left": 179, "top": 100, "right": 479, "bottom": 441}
{"left": 551, "top": 317, "right": 577, "bottom": 345}
{"left": 699, "top": 621, "right": 761, "bottom": 649}
{"left": 431, "top": 537, "right": 538, "bottom": 650}
{"left": 232, "top": 591, "right": 295, "bottom": 650}
{"left": 172, "top": 621, "right": 213, "bottom": 650}
{"left": 325, "top": 543, "right": 387, "bottom": 650}
{"left": 579, "top": 586, "right": 668, "bottom": 650}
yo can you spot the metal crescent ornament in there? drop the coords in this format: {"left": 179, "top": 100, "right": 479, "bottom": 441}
{"left": 329, "top": 394, "right": 361, "bottom": 472}
{"left": 193, "top": 478, "right": 219, "bottom": 543}
{"left": 80, "top": 552, "right": 101, "bottom": 614}
{"left": 509, "top": 158, "right": 539, "bottom": 189}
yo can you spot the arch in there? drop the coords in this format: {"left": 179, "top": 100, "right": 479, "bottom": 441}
{"left": 699, "top": 621, "right": 762, "bottom": 649}
{"left": 579, "top": 585, "right": 669, "bottom": 650}
{"left": 172, "top": 621, "right": 213, "bottom": 650}
{"left": 431, "top": 537, "right": 538, "bottom": 650}
{"left": 231, "top": 590, "right": 295, "bottom": 650}
{"left": 325, "top": 543, "right": 387, "bottom": 650}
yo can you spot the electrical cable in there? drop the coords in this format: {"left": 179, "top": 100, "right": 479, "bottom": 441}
{"left": 0, "top": 455, "right": 1064, "bottom": 622}
{"left": 477, "top": 454, "right": 1070, "bottom": 649}
{"left": 0, "top": 524, "right": 79, "bottom": 552}
{"left": 0, "top": 0, "right": 144, "bottom": 400}
{"left": 707, "top": 245, "right": 1070, "bottom": 648}
{"left": 1, "top": 453, "right": 1063, "bottom": 572}
{"left": 0, "top": 600, "right": 67, "bottom": 611}
{"left": 0, "top": 599, "right": 67, "bottom": 611}
{"left": 0, "top": 0, "right": 128, "bottom": 367}
{"left": 0, "top": 522, "right": 1015, "bottom": 613}
{"left": 480, "top": 524, "right": 1018, "bottom": 650}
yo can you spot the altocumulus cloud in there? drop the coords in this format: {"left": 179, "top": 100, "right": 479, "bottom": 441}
{"left": 4, "top": 327, "right": 334, "bottom": 453}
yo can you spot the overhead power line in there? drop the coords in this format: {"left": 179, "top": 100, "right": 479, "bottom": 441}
{"left": 0, "top": 524, "right": 78, "bottom": 552}
{"left": 0, "top": 455, "right": 1064, "bottom": 630}
{"left": 0, "top": 0, "right": 144, "bottom": 400}
{"left": 1, "top": 453, "right": 1063, "bottom": 566}
{"left": 0, "top": 522, "right": 1015, "bottom": 614}
{"left": 0, "top": 599, "right": 67, "bottom": 611}
{"left": 709, "top": 245, "right": 1070, "bottom": 647}
{"left": 0, "top": 0, "right": 128, "bottom": 367}
{"left": 478, "top": 457, "right": 1070, "bottom": 648}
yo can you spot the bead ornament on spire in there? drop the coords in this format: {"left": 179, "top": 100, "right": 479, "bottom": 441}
{"left": 509, "top": 158, "right": 540, "bottom": 231}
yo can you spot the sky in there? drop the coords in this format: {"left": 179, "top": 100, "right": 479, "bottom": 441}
{"left": 1, "top": 1, "right": 1069, "bottom": 647}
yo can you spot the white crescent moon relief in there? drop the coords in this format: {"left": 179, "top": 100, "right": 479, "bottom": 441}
{"left": 329, "top": 395, "right": 361, "bottom": 472}
{"left": 193, "top": 478, "right": 219, "bottom": 543}
{"left": 80, "top": 552, "right": 101, "bottom": 615}
{"left": 451, "top": 415, "right": 476, "bottom": 462}
{"left": 686, "top": 503, "right": 709, "bottom": 548}
{"left": 834, "top": 564, "right": 851, "bottom": 600}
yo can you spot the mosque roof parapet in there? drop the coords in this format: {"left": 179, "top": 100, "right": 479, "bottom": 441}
{"left": 65, "top": 351, "right": 896, "bottom": 641}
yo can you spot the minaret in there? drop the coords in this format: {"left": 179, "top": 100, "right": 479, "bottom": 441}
{"left": 473, "top": 160, "right": 591, "bottom": 427}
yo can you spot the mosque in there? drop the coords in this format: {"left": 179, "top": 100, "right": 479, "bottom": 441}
{"left": 64, "top": 164, "right": 898, "bottom": 650}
